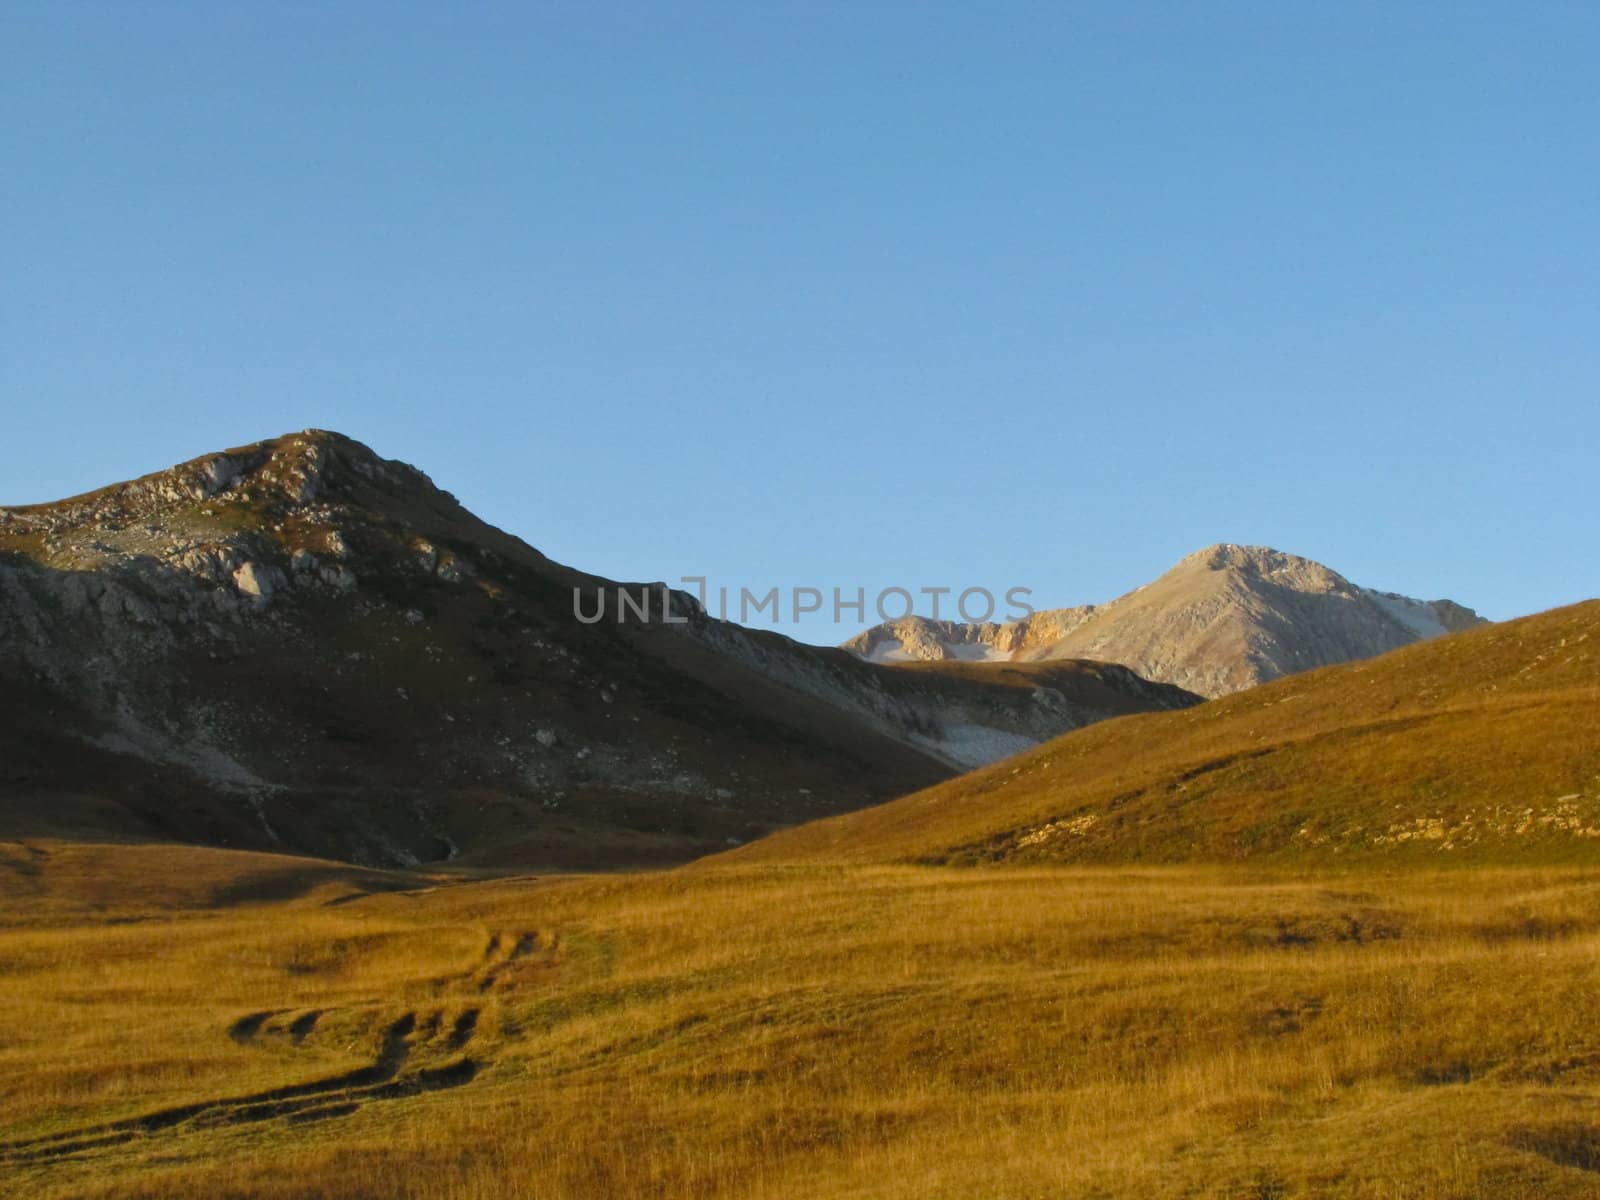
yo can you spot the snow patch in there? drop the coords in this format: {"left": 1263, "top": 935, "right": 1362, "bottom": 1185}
{"left": 1362, "top": 589, "right": 1447, "bottom": 639}
{"left": 866, "top": 639, "right": 914, "bottom": 664}
{"left": 947, "top": 642, "right": 1009, "bottom": 663}
{"left": 913, "top": 723, "right": 1038, "bottom": 770}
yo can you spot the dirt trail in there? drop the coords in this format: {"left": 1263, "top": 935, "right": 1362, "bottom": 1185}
{"left": 0, "top": 926, "right": 547, "bottom": 1166}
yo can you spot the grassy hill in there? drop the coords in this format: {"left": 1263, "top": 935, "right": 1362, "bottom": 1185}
{"left": 733, "top": 600, "right": 1600, "bottom": 867}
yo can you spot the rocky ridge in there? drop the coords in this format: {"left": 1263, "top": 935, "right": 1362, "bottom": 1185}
{"left": 842, "top": 544, "right": 1486, "bottom": 697}
{"left": 0, "top": 431, "right": 1197, "bottom": 868}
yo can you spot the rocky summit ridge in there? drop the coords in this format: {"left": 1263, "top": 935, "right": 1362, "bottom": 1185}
{"left": 843, "top": 543, "right": 1486, "bottom": 698}
{"left": 0, "top": 431, "right": 471, "bottom": 620}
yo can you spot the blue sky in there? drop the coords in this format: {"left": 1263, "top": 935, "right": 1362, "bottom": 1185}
{"left": 4, "top": 2, "right": 1597, "bottom": 643}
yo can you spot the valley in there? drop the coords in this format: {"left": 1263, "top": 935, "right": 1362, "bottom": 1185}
{"left": 1, "top": 435, "right": 1595, "bottom": 1199}
{"left": 5, "top": 844, "right": 1600, "bottom": 1198}
{"left": 9, "top": 6, "right": 1597, "bottom": 1196}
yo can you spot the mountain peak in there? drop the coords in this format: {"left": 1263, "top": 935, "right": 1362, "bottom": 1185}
{"left": 0, "top": 431, "right": 1201, "bottom": 869}
{"left": 844, "top": 545, "right": 1486, "bottom": 697}
{"left": 1174, "top": 543, "right": 1351, "bottom": 589}
{"left": 0, "top": 429, "right": 500, "bottom": 629}
{"left": 0, "top": 429, "right": 438, "bottom": 535}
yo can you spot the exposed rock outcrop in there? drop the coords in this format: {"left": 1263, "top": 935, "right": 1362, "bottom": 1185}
{"left": 843, "top": 544, "right": 1487, "bottom": 698}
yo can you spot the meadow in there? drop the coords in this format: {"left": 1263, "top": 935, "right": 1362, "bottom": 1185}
{"left": 5, "top": 839, "right": 1600, "bottom": 1198}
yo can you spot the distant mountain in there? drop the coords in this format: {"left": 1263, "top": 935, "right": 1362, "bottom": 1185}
{"left": 842, "top": 544, "right": 1485, "bottom": 697}
{"left": 741, "top": 599, "right": 1600, "bottom": 867}
{"left": 0, "top": 431, "right": 1195, "bottom": 869}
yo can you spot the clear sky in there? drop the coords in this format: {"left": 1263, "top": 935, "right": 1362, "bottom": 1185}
{"left": 5, "top": 2, "right": 1597, "bottom": 644}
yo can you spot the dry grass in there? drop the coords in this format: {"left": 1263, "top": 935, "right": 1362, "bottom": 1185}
{"left": 5, "top": 840, "right": 1600, "bottom": 1197}
{"left": 5, "top": 601, "right": 1599, "bottom": 1195}
{"left": 734, "top": 600, "right": 1600, "bottom": 867}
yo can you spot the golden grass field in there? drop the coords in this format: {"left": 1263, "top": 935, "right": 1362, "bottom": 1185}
{"left": 4, "top": 605, "right": 1597, "bottom": 1196}
{"left": 7, "top": 839, "right": 1600, "bottom": 1198}
{"left": 736, "top": 602, "right": 1600, "bottom": 869}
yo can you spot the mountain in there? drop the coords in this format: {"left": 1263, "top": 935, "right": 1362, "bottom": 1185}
{"left": 842, "top": 543, "right": 1485, "bottom": 697}
{"left": 0, "top": 431, "right": 1197, "bottom": 869}
{"left": 739, "top": 599, "right": 1600, "bottom": 867}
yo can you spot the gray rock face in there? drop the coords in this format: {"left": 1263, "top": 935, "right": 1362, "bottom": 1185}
{"left": 843, "top": 544, "right": 1488, "bottom": 698}
{"left": 198, "top": 456, "right": 242, "bottom": 498}
{"left": 319, "top": 564, "right": 358, "bottom": 592}
{"left": 233, "top": 561, "right": 276, "bottom": 601}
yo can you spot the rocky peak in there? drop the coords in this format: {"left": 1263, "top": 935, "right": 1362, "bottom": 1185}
{"left": 0, "top": 430, "right": 438, "bottom": 537}
{"left": 844, "top": 545, "right": 1487, "bottom": 698}
{"left": 1176, "top": 543, "right": 1354, "bottom": 593}
{"left": 0, "top": 431, "right": 482, "bottom": 623}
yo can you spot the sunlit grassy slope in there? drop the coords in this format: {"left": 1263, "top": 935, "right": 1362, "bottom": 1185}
{"left": 733, "top": 600, "right": 1600, "bottom": 867}
{"left": 5, "top": 602, "right": 1599, "bottom": 1197}
{"left": 7, "top": 843, "right": 1600, "bottom": 1197}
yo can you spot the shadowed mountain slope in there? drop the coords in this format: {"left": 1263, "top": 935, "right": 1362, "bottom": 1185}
{"left": 0, "top": 431, "right": 1195, "bottom": 868}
